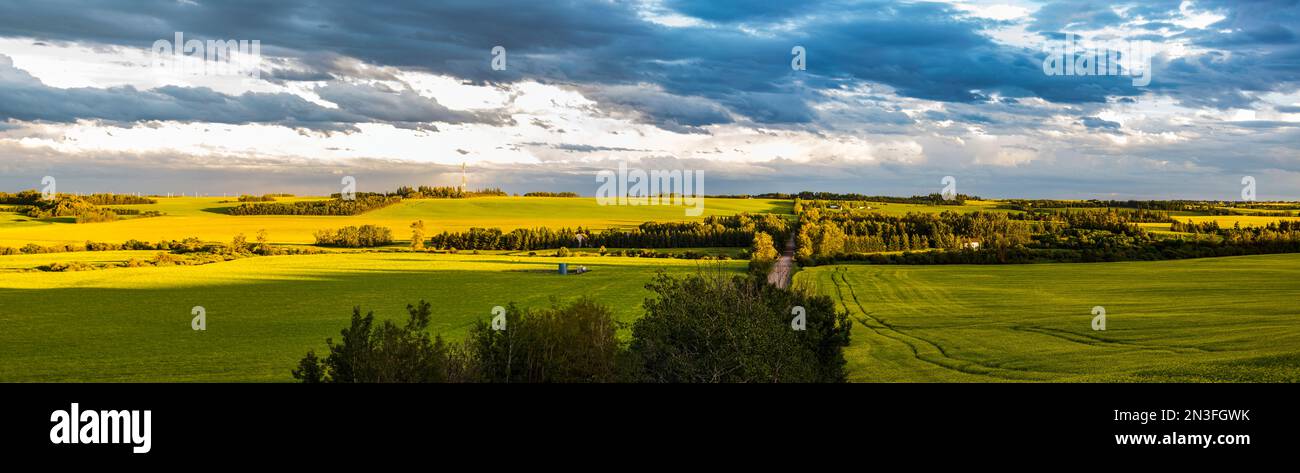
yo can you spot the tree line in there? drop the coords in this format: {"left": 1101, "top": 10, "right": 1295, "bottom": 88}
{"left": 793, "top": 209, "right": 1040, "bottom": 264}
{"left": 80, "top": 194, "right": 156, "bottom": 205}
{"left": 314, "top": 225, "right": 394, "bottom": 247}
{"left": 791, "top": 200, "right": 1300, "bottom": 265}
{"left": 1, "top": 191, "right": 156, "bottom": 206}
{"left": 227, "top": 195, "right": 401, "bottom": 216}
{"left": 392, "top": 186, "right": 508, "bottom": 199}
{"left": 292, "top": 272, "right": 851, "bottom": 383}
{"left": 852, "top": 234, "right": 1300, "bottom": 265}
{"left": 20, "top": 231, "right": 322, "bottom": 271}
{"left": 757, "top": 192, "right": 977, "bottom": 205}
{"left": 420, "top": 213, "right": 788, "bottom": 251}
{"left": 224, "top": 186, "right": 513, "bottom": 216}
{"left": 14, "top": 195, "right": 119, "bottom": 223}
{"left": 0, "top": 190, "right": 43, "bottom": 205}
{"left": 1000, "top": 199, "right": 1299, "bottom": 214}
{"left": 236, "top": 194, "right": 278, "bottom": 202}
{"left": 0, "top": 191, "right": 158, "bottom": 223}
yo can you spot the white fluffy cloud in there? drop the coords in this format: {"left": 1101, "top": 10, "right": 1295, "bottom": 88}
{"left": 0, "top": 1, "right": 1298, "bottom": 199}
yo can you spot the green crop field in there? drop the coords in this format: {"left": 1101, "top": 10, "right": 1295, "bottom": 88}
{"left": 0, "top": 195, "right": 774, "bottom": 382}
{"left": 4, "top": 193, "right": 1298, "bottom": 383}
{"left": 0, "top": 196, "right": 790, "bottom": 247}
{"left": 0, "top": 251, "right": 744, "bottom": 381}
{"left": 796, "top": 254, "right": 1300, "bottom": 382}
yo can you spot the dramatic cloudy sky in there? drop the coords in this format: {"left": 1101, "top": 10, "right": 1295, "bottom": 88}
{"left": 0, "top": 0, "right": 1298, "bottom": 199}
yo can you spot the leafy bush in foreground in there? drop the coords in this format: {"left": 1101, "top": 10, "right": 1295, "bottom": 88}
{"left": 293, "top": 272, "right": 852, "bottom": 383}
{"left": 625, "top": 272, "right": 851, "bottom": 383}
{"left": 293, "top": 301, "right": 471, "bottom": 383}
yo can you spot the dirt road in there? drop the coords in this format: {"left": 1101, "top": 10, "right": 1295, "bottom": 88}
{"left": 766, "top": 233, "right": 796, "bottom": 289}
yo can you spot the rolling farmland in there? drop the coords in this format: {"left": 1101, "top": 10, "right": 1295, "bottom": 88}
{"left": 0, "top": 196, "right": 791, "bottom": 247}
{"left": 0, "top": 251, "right": 744, "bottom": 381}
{"left": 798, "top": 254, "right": 1300, "bottom": 382}
{"left": 3, "top": 195, "right": 1298, "bottom": 383}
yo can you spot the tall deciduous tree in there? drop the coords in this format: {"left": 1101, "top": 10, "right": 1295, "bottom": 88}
{"left": 410, "top": 220, "right": 426, "bottom": 251}
{"left": 750, "top": 232, "right": 778, "bottom": 273}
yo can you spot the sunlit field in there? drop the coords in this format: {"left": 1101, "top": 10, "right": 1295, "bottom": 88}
{"left": 0, "top": 195, "right": 774, "bottom": 381}
{"left": 797, "top": 254, "right": 1300, "bottom": 382}
{"left": 5, "top": 193, "right": 1298, "bottom": 383}
{"left": 0, "top": 251, "right": 744, "bottom": 382}
{"left": 0, "top": 196, "right": 791, "bottom": 247}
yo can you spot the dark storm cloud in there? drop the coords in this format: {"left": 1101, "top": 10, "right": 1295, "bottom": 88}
{"left": 261, "top": 65, "right": 335, "bottom": 84}
{"left": 660, "top": 0, "right": 831, "bottom": 23}
{"left": 578, "top": 84, "right": 736, "bottom": 130}
{"left": 0, "top": 54, "right": 502, "bottom": 129}
{"left": 313, "top": 81, "right": 507, "bottom": 128}
{"left": 1, "top": 1, "right": 1298, "bottom": 201}
{"left": 1081, "top": 116, "right": 1121, "bottom": 131}
{"left": 1026, "top": 1, "right": 1126, "bottom": 32}
{"left": 0, "top": 0, "right": 1270, "bottom": 129}
{"left": 926, "top": 110, "right": 999, "bottom": 125}
{"left": 521, "top": 142, "right": 649, "bottom": 153}
{"left": 1140, "top": 0, "right": 1300, "bottom": 110}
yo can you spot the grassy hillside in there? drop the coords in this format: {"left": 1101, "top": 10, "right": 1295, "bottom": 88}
{"left": 0, "top": 252, "right": 744, "bottom": 381}
{"left": 0, "top": 196, "right": 791, "bottom": 246}
{"left": 5, "top": 193, "right": 1297, "bottom": 383}
{"left": 796, "top": 254, "right": 1300, "bottom": 382}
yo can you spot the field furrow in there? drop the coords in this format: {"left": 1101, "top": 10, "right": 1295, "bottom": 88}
{"left": 798, "top": 254, "right": 1300, "bottom": 382}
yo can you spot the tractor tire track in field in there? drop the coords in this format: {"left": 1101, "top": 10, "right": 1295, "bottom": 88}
{"left": 829, "top": 268, "right": 1056, "bottom": 381}
{"left": 1008, "top": 325, "right": 1210, "bottom": 354}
